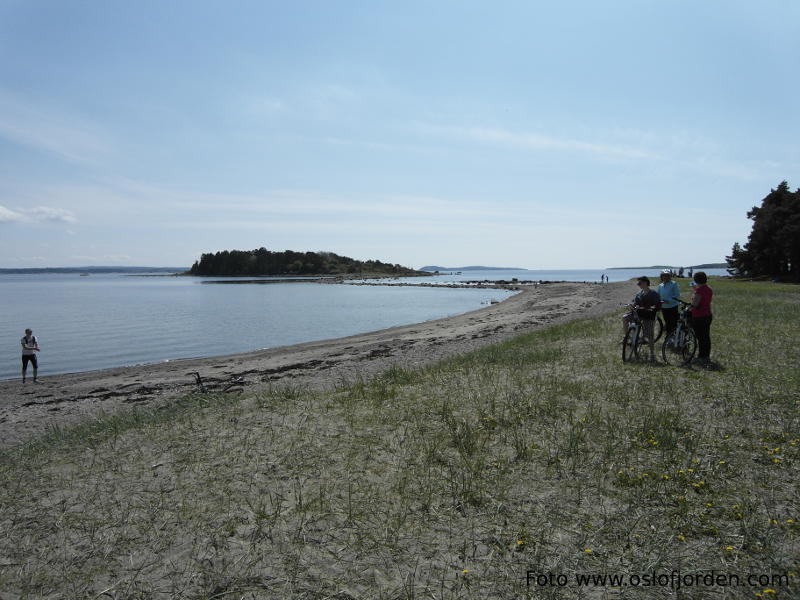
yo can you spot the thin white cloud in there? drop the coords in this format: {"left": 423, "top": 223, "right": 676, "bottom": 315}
{"left": 25, "top": 206, "right": 78, "bottom": 223}
{"left": 450, "top": 126, "right": 660, "bottom": 161}
{"left": 5, "top": 256, "right": 49, "bottom": 263}
{"left": 244, "top": 96, "right": 287, "bottom": 115}
{"left": 88, "top": 178, "right": 504, "bottom": 221}
{"left": 0, "top": 91, "right": 111, "bottom": 163}
{"left": 0, "top": 205, "right": 24, "bottom": 223}
{"left": 0, "top": 204, "right": 78, "bottom": 225}
{"left": 69, "top": 254, "right": 132, "bottom": 263}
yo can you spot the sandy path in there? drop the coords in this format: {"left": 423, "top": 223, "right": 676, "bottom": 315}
{"left": 0, "top": 281, "right": 630, "bottom": 448}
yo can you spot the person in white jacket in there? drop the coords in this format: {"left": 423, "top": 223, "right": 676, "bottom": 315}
{"left": 658, "top": 270, "right": 681, "bottom": 339}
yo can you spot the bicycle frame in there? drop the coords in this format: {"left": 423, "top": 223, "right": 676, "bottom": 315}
{"left": 622, "top": 308, "right": 656, "bottom": 362}
{"left": 661, "top": 299, "right": 697, "bottom": 365}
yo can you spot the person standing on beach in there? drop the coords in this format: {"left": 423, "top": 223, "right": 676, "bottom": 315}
{"left": 658, "top": 269, "right": 681, "bottom": 338}
{"left": 689, "top": 272, "right": 713, "bottom": 366}
{"left": 21, "top": 328, "right": 40, "bottom": 383}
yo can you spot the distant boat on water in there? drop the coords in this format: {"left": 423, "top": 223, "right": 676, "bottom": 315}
{"left": 79, "top": 273, "right": 90, "bottom": 276}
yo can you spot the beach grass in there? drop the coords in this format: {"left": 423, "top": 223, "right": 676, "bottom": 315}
{"left": 0, "top": 279, "right": 798, "bottom": 599}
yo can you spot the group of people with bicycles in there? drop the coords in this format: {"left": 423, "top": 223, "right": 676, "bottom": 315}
{"left": 622, "top": 269, "right": 713, "bottom": 366}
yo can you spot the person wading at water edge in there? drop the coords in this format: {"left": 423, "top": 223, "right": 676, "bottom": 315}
{"left": 21, "top": 328, "right": 41, "bottom": 383}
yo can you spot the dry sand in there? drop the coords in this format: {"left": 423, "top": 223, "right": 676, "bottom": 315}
{"left": 0, "top": 281, "right": 631, "bottom": 448}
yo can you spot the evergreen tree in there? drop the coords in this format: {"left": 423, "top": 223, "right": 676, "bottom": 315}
{"left": 727, "top": 181, "right": 800, "bottom": 280}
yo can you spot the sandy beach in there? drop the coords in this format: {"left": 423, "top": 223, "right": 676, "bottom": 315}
{"left": 0, "top": 281, "right": 631, "bottom": 448}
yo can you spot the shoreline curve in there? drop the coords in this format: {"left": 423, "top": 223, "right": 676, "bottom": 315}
{"left": 0, "top": 281, "right": 630, "bottom": 449}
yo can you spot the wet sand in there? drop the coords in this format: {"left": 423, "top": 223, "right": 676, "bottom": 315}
{"left": 0, "top": 281, "right": 630, "bottom": 448}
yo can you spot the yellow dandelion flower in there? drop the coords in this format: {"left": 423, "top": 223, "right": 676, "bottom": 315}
{"left": 706, "top": 503, "right": 714, "bottom": 508}
{"left": 584, "top": 548, "right": 593, "bottom": 554}
{"left": 661, "top": 474, "right": 670, "bottom": 480}
{"left": 461, "top": 569, "right": 470, "bottom": 574}
{"left": 677, "top": 534, "right": 686, "bottom": 541}
{"left": 769, "top": 519, "right": 778, "bottom": 525}
{"left": 719, "top": 460, "right": 726, "bottom": 465}
{"left": 763, "top": 589, "right": 777, "bottom": 595}
{"left": 725, "top": 545, "right": 735, "bottom": 551}
{"left": 687, "top": 468, "right": 695, "bottom": 473}
{"left": 772, "top": 458, "right": 782, "bottom": 464}
{"left": 517, "top": 540, "right": 525, "bottom": 545}
{"left": 787, "top": 519, "right": 795, "bottom": 524}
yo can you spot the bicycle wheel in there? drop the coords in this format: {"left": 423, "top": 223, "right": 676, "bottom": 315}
{"left": 661, "top": 326, "right": 696, "bottom": 366}
{"left": 653, "top": 316, "right": 664, "bottom": 343}
{"left": 679, "top": 327, "right": 697, "bottom": 365}
{"left": 622, "top": 326, "right": 639, "bottom": 362}
{"left": 661, "top": 326, "right": 681, "bottom": 365}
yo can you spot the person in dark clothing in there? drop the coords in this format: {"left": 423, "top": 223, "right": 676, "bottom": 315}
{"left": 622, "top": 276, "right": 662, "bottom": 360}
{"left": 690, "top": 272, "right": 713, "bottom": 366}
{"left": 21, "top": 328, "right": 40, "bottom": 383}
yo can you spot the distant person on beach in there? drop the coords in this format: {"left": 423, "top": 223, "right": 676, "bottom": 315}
{"left": 21, "top": 328, "right": 40, "bottom": 383}
{"left": 622, "top": 277, "right": 661, "bottom": 360}
{"left": 658, "top": 269, "right": 681, "bottom": 338}
{"left": 689, "top": 272, "right": 713, "bottom": 366}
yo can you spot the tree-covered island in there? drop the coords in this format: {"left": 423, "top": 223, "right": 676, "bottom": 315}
{"left": 188, "top": 248, "right": 428, "bottom": 277}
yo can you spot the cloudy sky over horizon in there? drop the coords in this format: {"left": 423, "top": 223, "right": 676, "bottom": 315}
{"left": 1, "top": 1, "right": 798, "bottom": 269}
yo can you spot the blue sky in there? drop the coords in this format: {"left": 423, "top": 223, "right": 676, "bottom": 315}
{"left": 1, "top": 1, "right": 797, "bottom": 269}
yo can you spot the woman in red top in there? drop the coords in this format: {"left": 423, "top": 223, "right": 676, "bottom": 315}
{"left": 690, "top": 271, "right": 713, "bottom": 366}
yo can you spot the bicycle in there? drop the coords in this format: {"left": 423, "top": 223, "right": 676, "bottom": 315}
{"left": 622, "top": 305, "right": 661, "bottom": 362}
{"left": 661, "top": 299, "right": 697, "bottom": 366}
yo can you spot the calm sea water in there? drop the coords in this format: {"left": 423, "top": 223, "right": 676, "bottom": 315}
{"left": 0, "top": 274, "right": 517, "bottom": 380}
{"left": 363, "top": 267, "right": 730, "bottom": 285}
{"left": 0, "top": 268, "right": 729, "bottom": 380}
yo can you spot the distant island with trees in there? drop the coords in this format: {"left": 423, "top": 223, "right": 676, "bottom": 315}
{"left": 188, "top": 248, "right": 427, "bottom": 277}
{"left": 608, "top": 263, "right": 726, "bottom": 270}
{"left": 420, "top": 266, "right": 528, "bottom": 272}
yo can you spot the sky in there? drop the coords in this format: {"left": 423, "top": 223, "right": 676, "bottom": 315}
{"left": 1, "top": 1, "right": 798, "bottom": 269}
